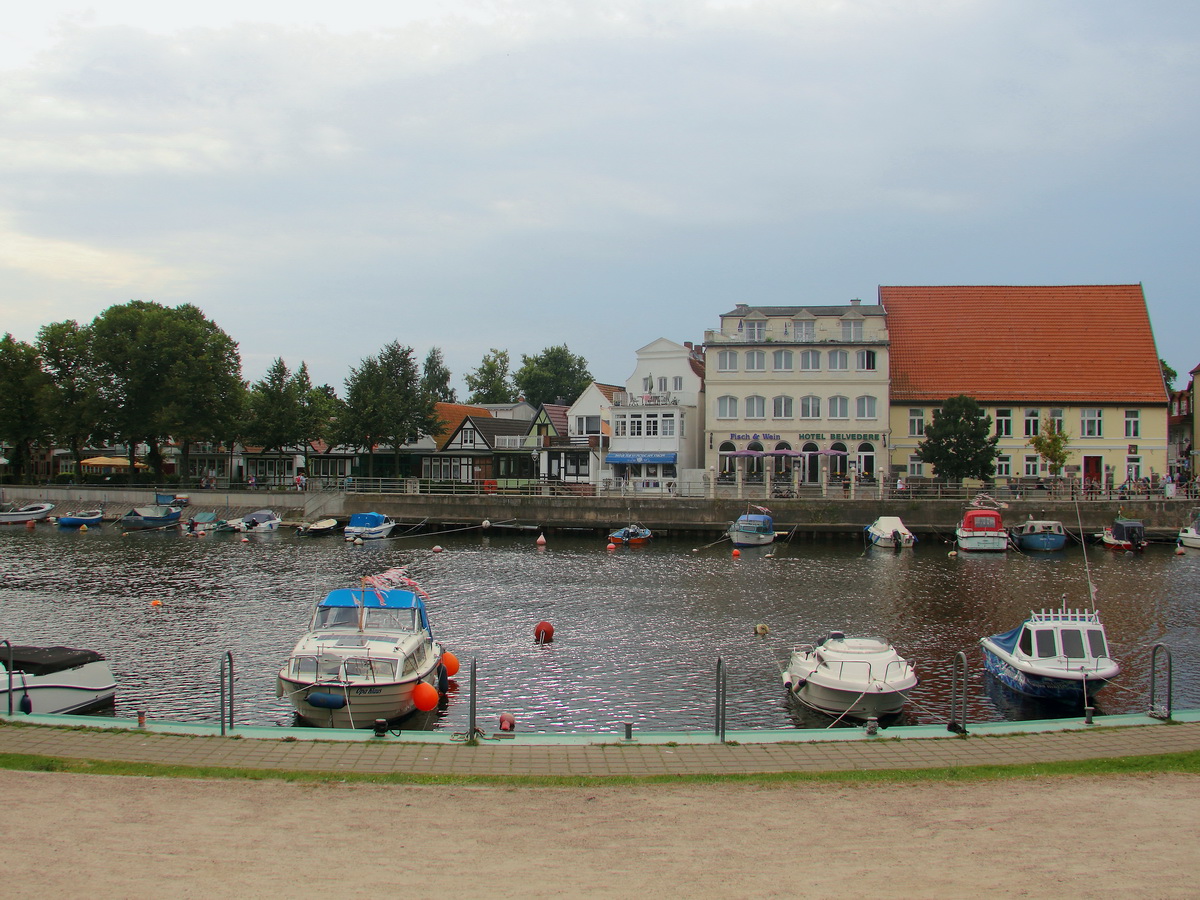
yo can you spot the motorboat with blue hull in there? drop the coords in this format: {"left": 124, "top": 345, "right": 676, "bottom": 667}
{"left": 276, "top": 568, "right": 448, "bottom": 728}
{"left": 1010, "top": 518, "right": 1068, "bottom": 552}
{"left": 980, "top": 608, "right": 1119, "bottom": 703}
{"left": 781, "top": 632, "right": 919, "bottom": 720}
{"left": 727, "top": 509, "right": 776, "bottom": 548}
{"left": 2, "top": 644, "right": 117, "bottom": 715}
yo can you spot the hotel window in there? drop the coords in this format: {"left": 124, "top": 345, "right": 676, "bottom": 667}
{"left": 614, "top": 415, "right": 627, "bottom": 437}
{"left": 841, "top": 319, "right": 863, "bottom": 341}
{"left": 855, "top": 395, "right": 877, "bottom": 419}
{"left": 1024, "top": 408, "right": 1040, "bottom": 437}
{"left": 745, "top": 395, "right": 766, "bottom": 419}
{"left": 1050, "top": 408, "right": 1064, "bottom": 432}
{"left": 672, "top": 376, "right": 683, "bottom": 391}
{"left": 1025, "top": 455, "right": 1041, "bottom": 476}
{"left": 908, "top": 456, "right": 924, "bottom": 476}
{"left": 856, "top": 350, "right": 876, "bottom": 371}
{"left": 745, "top": 320, "right": 765, "bottom": 341}
{"left": 773, "top": 395, "right": 793, "bottom": 419}
{"left": 828, "top": 350, "right": 848, "bottom": 371}
{"left": 717, "top": 396, "right": 738, "bottom": 419}
{"left": 1081, "top": 408, "right": 1102, "bottom": 437}
{"left": 745, "top": 350, "right": 766, "bottom": 372}
{"left": 800, "top": 395, "right": 821, "bottom": 419}
{"left": 1124, "top": 409, "right": 1140, "bottom": 438}
{"left": 773, "top": 349, "right": 793, "bottom": 371}
{"left": 908, "top": 409, "right": 924, "bottom": 437}
{"left": 661, "top": 413, "right": 676, "bottom": 437}
{"left": 794, "top": 320, "right": 815, "bottom": 342}
{"left": 645, "top": 414, "right": 658, "bottom": 436}
{"left": 629, "top": 415, "right": 643, "bottom": 436}
{"left": 717, "top": 350, "right": 738, "bottom": 372}
{"left": 996, "top": 409, "right": 1012, "bottom": 437}
{"left": 995, "top": 455, "right": 1011, "bottom": 477}
{"left": 829, "top": 395, "right": 849, "bottom": 419}
{"left": 799, "top": 350, "right": 821, "bottom": 371}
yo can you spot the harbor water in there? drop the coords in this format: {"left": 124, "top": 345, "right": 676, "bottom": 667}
{"left": 1, "top": 524, "right": 1197, "bottom": 733}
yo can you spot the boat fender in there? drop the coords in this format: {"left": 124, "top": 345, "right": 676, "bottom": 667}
{"left": 306, "top": 691, "right": 347, "bottom": 710}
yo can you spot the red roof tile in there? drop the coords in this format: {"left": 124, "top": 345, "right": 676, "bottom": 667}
{"left": 879, "top": 285, "right": 1167, "bottom": 405}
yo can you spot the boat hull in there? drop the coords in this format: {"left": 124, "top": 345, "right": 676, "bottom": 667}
{"left": 1, "top": 659, "right": 117, "bottom": 715}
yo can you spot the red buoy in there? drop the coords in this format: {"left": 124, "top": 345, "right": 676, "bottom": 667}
{"left": 534, "top": 621, "right": 555, "bottom": 643}
{"left": 412, "top": 681, "right": 439, "bottom": 712}
{"left": 441, "top": 651, "right": 460, "bottom": 677}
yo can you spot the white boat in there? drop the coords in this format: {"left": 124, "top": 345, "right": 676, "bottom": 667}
{"left": 865, "top": 516, "right": 915, "bottom": 549}
{"left": 1, "top": 644, "right": 117, "bottom": 715}
{"left": 955, "top": 506, "right": 1008, "bottom": 552}
{"left": 1179, "top": 509, "right": 1200, "bottom": 549}
{"left": 980, "top": 607, "right": 1120, "bottom": 703}
{"left": 276, "top": 568, "right": 447, "bottom": 728}
{"left": 0, "top": 502, "right": 55, "bottom": 524}
{"left": 727, "top": 508, "right": 776, "bottom": 548}
{"left": 233, "top": 509, "right": 282, "bottom": 532}
{"left": 343, "top": 511, "right": 395, "bottom": 541}
{"left": 781, "top": 632, "right": 918, "bottom": 720}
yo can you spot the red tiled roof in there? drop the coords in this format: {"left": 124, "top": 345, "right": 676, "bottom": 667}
{"left": 879, "top": 285, "right": 1167, "bottom": 405}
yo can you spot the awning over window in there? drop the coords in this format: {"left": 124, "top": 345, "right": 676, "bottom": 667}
{"left": 605, "top": 452, "right": 677, "bottom": 464}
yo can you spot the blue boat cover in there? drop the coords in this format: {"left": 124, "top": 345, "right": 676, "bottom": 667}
{"left": 347, "top": 512, "right": 388, "bottom": 527}
{"left": 987, "top": 624, "right": 1023, "bottom": 653}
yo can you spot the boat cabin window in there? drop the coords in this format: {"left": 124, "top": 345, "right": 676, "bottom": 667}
{"left": 1034, "top": 630, "right": 1057, "bottom": 658}
{"left": 1086, "top": 629, "right": 1108, "bottom": 658}
{"left": 1019, "top": 628, "right": 1033, "bottom": 655}
{"left": 1060, "top": 629, "right": 1086, "bottom": 659}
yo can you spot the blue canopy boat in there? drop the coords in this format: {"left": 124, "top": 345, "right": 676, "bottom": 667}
{"left": 980, "top": 608, "right": 1119, "bottom": 702}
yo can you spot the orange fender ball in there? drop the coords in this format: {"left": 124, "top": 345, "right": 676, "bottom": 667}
{"left": 412, "top": 682, "right": 439, "bottom": 712}
{"left": 441, "top": 651, "right": 460, "bottom": 677}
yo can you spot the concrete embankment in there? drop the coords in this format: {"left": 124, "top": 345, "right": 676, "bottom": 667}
{"left": 5, "top": 484, "right": 1192, "bottom": 539}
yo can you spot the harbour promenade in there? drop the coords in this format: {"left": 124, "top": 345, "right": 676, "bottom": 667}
{"left": 3, "top": 711, "right": 1198, "bottom": 778}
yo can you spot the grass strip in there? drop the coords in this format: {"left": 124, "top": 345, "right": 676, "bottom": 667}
{"left": 1, "top": 748, "right": 1197, "bottom": 787}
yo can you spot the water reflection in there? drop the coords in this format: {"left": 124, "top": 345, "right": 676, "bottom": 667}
{"left": 0, "top": 525, "right": 1196, "bottom": 733}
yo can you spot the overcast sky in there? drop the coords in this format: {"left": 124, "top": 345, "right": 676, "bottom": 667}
{"left": 2, "top": 1, "right": 1197, "bottom": 395}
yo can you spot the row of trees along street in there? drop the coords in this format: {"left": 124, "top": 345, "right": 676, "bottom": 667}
{"left": 0, "top": 301, "right": 593, "bottom": 484}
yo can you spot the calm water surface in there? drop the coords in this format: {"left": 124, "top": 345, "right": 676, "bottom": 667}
{"left": 1, "top": 524, "right": 1197, "bottom": 733}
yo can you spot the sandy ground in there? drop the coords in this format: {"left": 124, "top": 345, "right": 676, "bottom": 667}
{"left": 3, "top": 770, "right": 1197, "bottom": 899}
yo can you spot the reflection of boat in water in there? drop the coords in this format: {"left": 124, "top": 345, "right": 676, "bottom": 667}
{"left": 980, "top": 607, "right": 1119, "bottom": 703}
{"left": 781, "top": 631, "right": 918, "bottom": 720}
{"left": 276, "top": 568, "right": 449, "bottom": 728}
{"left": 1, "top": 644, "right": 117, "bottom": 715}
{"left": 1010, "top": 518, "right": 1068, "bottom": 552}
{"left": 865, "top": 516, "right": 915, "bottom": 549}
{"left": 727, "top": 508, "right": 776, "bottom": 548}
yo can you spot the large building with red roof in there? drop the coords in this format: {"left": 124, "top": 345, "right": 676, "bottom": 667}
{"left": 880, "top": 285, "right": 1168, "bottom": 486}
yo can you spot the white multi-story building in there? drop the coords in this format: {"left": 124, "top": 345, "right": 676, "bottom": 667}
{"left": 605, "top": 338, "right": 706, "bottom": 494}
{"left": 703, "top": 301, "right": 891, "bottom": 493}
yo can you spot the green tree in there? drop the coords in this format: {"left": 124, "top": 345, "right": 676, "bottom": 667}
{"left": 464, "top": 348, "right": 516, "bottom": 404}
{"left": 916, "top": 394, "right": 1000, "bottom": 482}
{"left": 0, "top": 334, "right": 51, "bottom": 482}
{"left": 37, "top": 320, "right": 104, "bottom": 476}
{"left": 1028, "top": 416, "right": 1072, "bottom": 475}
{"left": 421, "top": 347, "right": 457, "bottom": 403}
{"left": 513, "top": 344, "right": 592, "bottom": 408}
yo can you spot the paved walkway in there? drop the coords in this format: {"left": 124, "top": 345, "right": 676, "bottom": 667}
{"left": 3, "top": 711, "right": 1198, "bottom": 778}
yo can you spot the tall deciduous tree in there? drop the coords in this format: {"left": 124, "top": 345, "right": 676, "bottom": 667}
{"left": 916, "top": 394, "right": 1000, "bottom": 482}
{"left": 421, "top": 347, "right": 457, "bottom": 403}
{"left": 0, "top": 334, "right": 51, "bottom": 482}
{"left": 37, "top": 320, "right": 103, "bottom": 475}
{"left": 513, "top": 345, "right": 592, "bottom": 408}
{"left": 464, "top": 349, "right": 516, "bottom": 404}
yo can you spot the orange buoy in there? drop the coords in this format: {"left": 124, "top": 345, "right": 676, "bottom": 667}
{"left": 412, "top": 682, "right": 439, "bottom": 712}
{"left": 499, "top": 712, "right": 516, "bottom": 731}
{"left": 534, "top": 621, "right": 555, "bottom": 643}
{"left": 441, "top": 651, "right": 460, "bottom": 677}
